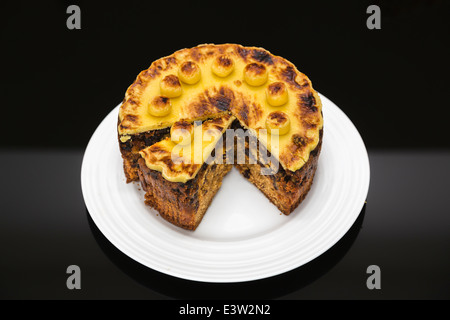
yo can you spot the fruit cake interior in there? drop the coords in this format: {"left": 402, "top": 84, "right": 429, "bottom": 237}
{"left": 118, "top": 44, "right": 323, "bottom": 230}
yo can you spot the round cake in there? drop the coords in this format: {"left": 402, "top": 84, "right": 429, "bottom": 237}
{"left": 118, "top": 43, "right": 323, "bottom": 230}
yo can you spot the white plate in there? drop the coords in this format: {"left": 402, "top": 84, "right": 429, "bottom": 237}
{"left": 81, "top": 93, "right": 370, "bottom": 283}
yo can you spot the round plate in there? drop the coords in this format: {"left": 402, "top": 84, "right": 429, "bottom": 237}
{"left": 81, "top": 93, "right": 370, "bottom": 283}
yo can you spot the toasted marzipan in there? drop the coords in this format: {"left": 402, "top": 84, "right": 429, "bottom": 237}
{"left": 118, "top": 44, "right": 322, "bottom": 173}
{"left": 139, "top": 114, "right": 234, "bottom": 183}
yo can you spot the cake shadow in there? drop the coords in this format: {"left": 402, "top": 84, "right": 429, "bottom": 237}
{"left": 86, "top": 204, "right": 366, "bottom": 299}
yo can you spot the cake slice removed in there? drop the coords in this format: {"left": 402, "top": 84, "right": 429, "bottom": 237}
{"left": 234, "top": 129, "right": 322, "bottom": 215}
{"left": 137, "top": 114, "right": 234, "bottom": 230}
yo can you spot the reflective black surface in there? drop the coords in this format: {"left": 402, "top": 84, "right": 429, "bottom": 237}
{"left": 1, "top": 0, "right": 449, "bottom": 300}
{"left": 0, "top": 150, "right": 449, "bottom": 299}
{"left": 87, "top": 206, "right": 366, "bottom": 299}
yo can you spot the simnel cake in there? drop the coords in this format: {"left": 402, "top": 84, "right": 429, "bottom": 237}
{"left": 118, "top": 44, "right": 323, "bottom": 230}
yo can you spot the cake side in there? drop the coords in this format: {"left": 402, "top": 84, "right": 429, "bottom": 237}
{"left": 138, "top": 159, "right": 232, "bottom": 230}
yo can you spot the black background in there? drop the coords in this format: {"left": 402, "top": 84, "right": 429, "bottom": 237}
{"left": 1, "top": 0, "right": 450, "bottom": 300}
{"left": 2, "top": 0, "right": 449, "bottom": 149}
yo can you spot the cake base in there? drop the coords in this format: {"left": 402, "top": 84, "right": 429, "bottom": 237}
{"left": 138, "top": 159, "right": 232, "bottom": 230}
